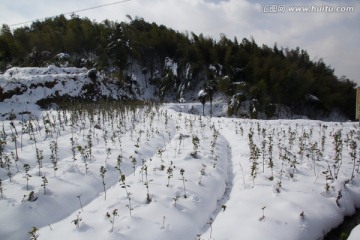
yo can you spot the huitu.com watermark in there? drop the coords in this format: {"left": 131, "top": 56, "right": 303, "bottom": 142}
{"left": 262, "top": 4, "right": 355, "bottom": 13}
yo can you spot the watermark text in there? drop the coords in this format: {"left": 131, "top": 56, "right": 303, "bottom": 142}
{"left": 262, "top": 4, "right": 355, "bottom": 13}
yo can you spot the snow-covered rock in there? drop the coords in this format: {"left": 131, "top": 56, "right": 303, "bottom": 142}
{"left": 0, "top": 66, "right": 134, "bottom": 105}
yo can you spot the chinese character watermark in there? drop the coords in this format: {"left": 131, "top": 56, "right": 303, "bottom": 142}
{"left": 261, "top": 4, "right": 355, "bottom": 13}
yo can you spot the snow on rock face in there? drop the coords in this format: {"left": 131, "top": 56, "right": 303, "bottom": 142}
{"left": 0, "top": 66, "right": 132, "bottom": 104}
{"left": 55, "top": 53, "right": 70, "bottom": 60}
{"left": 198, "top": 90, "right": 207, "bottom": 98}
{"left": 164, "top": 57, "right": 178, "bottom": 76}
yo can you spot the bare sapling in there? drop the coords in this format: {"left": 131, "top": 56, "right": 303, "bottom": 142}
{"left": 106, "top": 209, "right": 118, "bottom": 232}
{"left": 71, "top": 212, "right": 82, "bottom": 229}
{"left": 23, "top": 164, "right": 31, "bottom": 190}
{"left": 179, "top": 168, "right": 187, "bottom": 198}
{"left": 100, "top": 166, "right": 107, "bottom": 200}
{"left": 120, "top": 174, "right": 133, "bottom": 216}
{"left": 28, "top": 227, "right": 39, "bottom": 240}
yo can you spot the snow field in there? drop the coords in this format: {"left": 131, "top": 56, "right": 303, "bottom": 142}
{"left": 201, "top": 118, "right": 360, "bottom": 240}
{"left": 0, "top": 103, "right": 231, "bottom": 240}
{"left": 1, "top": 102, "right": 360, "bottom": 240}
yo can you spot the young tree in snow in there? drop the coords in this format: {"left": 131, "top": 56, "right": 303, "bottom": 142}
{"left": 0, "top": 179, "right": 4, "bottom": 199}
{"left": 41, "top": 176, "right": 48, "bottom": 195}
{"left": 179, "top": 168, "right": 187, "bottom": 198}
{"left": 120, "top": 174, "right": 133, "bottom": 216}
{"left": 198, "top": 90, "right": 207, "bottom": 116}
{"left": 23, "top": 164, "right": 31, "bottom": 190}
{"left": 49, "top": 140, "right": 59, "bottom": 176}
{"left": 71, "top": 212, "right": 82, "bottom": 229}
{"left": 36, "top": 148, "right": 43, "bottom": 177}
{"left": 28, "top": 227, "right": 39, "bottom": 240}
{"left": 100, "top": 166, "right": 107, "bottom": 200}
{"left": 205, "top": 80, "right": 216, "bottom": 117}
{"left": 106, "top": 208, "right": 118, "bottom": 232}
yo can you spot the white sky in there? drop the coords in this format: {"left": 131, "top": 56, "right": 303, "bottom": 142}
{"left": 1, "top": 0, "right": 359, "bottom": 84}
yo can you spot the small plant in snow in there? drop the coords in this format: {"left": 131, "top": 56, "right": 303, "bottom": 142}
{"left": 10, "top": 122, "right": 19, "bottom": 171}
{"left": 87, "top": 132, "right": 93, "bottom": 161}
{"left": 100, "top": 166, "right": 107, "bottom": 200}
{"left": 248, "top": 132, "right": 260, "bottom": 187}
{"left": 210, "top": 128, "right": 218, "bottom": 161}
{"left": 349, "top": 139, "right": 357, "bottom": 179}
{"left": 196, "top": 234, "right": 204, "bottom": 240}
{"left": 23, "top": 164, "right": 31, "bottom": 190}
{"left": 140, "top": 159, "right": 146, "bottom": 182}
{"left": 336, "top": 190, "right": 342, "bottom": 207}
{"left": 207, "top": 217, "right": 214, "bottom": 239}
{"left": 135, "top": 136, "right": 140, "bottom": 148}
{"left": 41, "top": 175, "right": 48, "bottom": 195}
{"left": 77, "top": 145, "right": 90, "bottom": 174}
{"left": 333, "top": 129, "right": 343, "bottom": 179}
{"left": 28, "top": 227, "right": 39, "bottom": 240}
{"left": 157, "top": 148, "right": 165, "bottom": 171}
{"left": 4, "top": 154, "right": 13, "bottom": 182}
{"left": 161, "top": 216, "right": 166, "bottom": 230}
{"left": 70, "top": 137, "right": 77, "bottom": 164}
{"left": 173, "top": 194, "right": 180, "bottom": 207}
{"left": 130, "top": 155, "right": 137, "bottom": 176}
{"left": 49, "top": 140, "right": 59, "bottom": 176}
{"left": 259, "top": 206, "right": 266, "bottom": 222}
{"left": 268, "top": 135, "right": 274, "bottom": 180}
{"left": 191, "top": 135, "right": 200, "bottom": 158}
{"left": 323, "top": 171, "right": 331, "bottom": 192}
{"left": 106, "top": 147, "right": 111, "bottom": 163}
{"left": 275, "top": 179, "right": 282, "bottom": 193}
{"left": 35, "top": 147, "right": 44, "bottom": 176}
{"left": 71, "top": 212, "right": 82, "bottom": 229}
{"left": 198, "top": 164, "right": 206, "bottom": 185}
{"left": 23, "top": 191, "right": 37, "bottom": 202}
{"left": 179, "top": 168, "right": 187, "bottom": 198}
{"left": 0, "top": 138, "right": 6, "bottom": 168}
{"left": 178, "top": 134, "right": 183, "bottom": 155}
{"left": 166, "top": 166, "right": 173, "bottom": 187}
{"left": 77, "top": 195, "right": 84, "bottom": 212}
{"left": 288, "top": 128, "right": 296, "bottom": 150}
{"left": 261, "top": 138, "right": 266, "bottom": 173}
{"left": 0, "top": 179, "right": 4, "bottom": 199}
{"left": 298, "top": 135, "right": 305, "bottom": 163}
{"left": 115, "top": 155, "right": 123, "bottom": 176}
{"left": 321, "top": 132, "right": 326, "bottom": 153}
{"left": 300, "top": 211, "right": 305, "bottom": 221}
{"left": 120, "top": 174, "right": 133, "bottom": 216}
{"left": 106, "top": 208, "right": 118, "bottom": 232}
{"left": 143, "top": 164, "right": 153, "bottom": 203}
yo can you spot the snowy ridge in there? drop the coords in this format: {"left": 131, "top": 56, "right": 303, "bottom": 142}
{"left": 0, "top": 65, "right": 133, "bottom": 104}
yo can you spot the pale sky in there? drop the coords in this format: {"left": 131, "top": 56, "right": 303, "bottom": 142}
{"left": 1, "top": 0, "right": 359, "bottom": 84}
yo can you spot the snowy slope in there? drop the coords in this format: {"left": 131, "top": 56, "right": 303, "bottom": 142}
{"left": 0, "top": 65, "right": 134, "bottom": 104}
{"left": 0, "top": 102, "right": 360, "bottom": 240}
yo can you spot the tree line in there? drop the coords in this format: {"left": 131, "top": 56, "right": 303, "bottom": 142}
{"left": 0, "top": 15, "right": 356, "bottom": 119}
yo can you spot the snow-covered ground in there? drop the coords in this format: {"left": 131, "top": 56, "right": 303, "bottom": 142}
{"left": 0, "top": 66, "right": 133, "bottom": 104}
{"left": 0, "top": 101, "right": 360, "bottom": 240}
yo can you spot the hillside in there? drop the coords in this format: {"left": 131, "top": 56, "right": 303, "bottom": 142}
{"left": 0, "top": 16, "right": 357, "bottom": 120}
